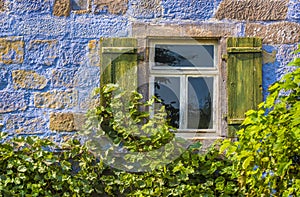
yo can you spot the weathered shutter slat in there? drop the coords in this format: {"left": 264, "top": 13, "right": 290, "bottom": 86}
{"left": 100, "top": 38, "right": 138, "bottom": 105}
{"left": 227, "top": 37, "right": 263, "bottom": 136}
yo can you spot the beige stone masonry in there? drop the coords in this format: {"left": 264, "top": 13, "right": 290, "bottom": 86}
{"left": 0, "top": 37, "right": 24, "bottom": 64}
{"left": 215, "top": 0, "right": 289, "bottom": 21}
{"left": 53, "top": 0, "right": 70, "bottom": 17}
{"left": 50, "top": 113, "right": 75, "bottom": 131}
{"left": 12, "top": 70, "right": 48, "bottom": 90}
{"left": 49, "top": 112, "right": 86, "bottom": 131}
{"left": 34, "top": 90, "right": 78, "bottom": 109}
{"left": 0, "top": 0, "right": 5, "bottom": 11}
{"left": 132, "top": 23, "right": 241, "bottom": 38}
{"left": 94, "top": 0, "right": 128, "bottom": 15}
{"left": 245, "top": 22, "right": 300, "bottom": 44}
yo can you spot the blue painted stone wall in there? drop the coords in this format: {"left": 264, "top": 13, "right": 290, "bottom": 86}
{"left": 0, "top": 0, "right": 299, "bottom": 139}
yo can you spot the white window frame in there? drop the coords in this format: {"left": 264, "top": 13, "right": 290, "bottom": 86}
{"left": 148, "top": 38, "right": 221, "bottom": 139}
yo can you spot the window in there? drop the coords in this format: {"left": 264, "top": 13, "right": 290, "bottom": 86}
{"left": 99, "top": 37, "right": 263, "bottom": 140}
{"left": 148, "top": 38, "right": 220, "bottom": 139}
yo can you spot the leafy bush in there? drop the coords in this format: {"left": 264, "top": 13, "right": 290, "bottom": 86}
{"left": 82, "top": 84, "right": 239, "bottom": 196}
{"left": 221, "top": 45, "right": 300, "bottom": 196}
{"left": 0, "top": 133, "right": 106, "bottom": 196}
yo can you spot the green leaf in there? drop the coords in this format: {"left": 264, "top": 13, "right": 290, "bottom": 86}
{"left": 242, "top": 156, "right": 253, "bottom": 169}
{"left": 17, "top": 165, "right": 27, "bottom": 173}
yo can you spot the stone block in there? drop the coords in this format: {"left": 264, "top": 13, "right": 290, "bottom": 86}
{"left": 94, "top": 0, "right": 128, "bottom": 15}
{"left": 215, "top": 0, "right": 289, "bottom": 21}
{"left": 0, "top": 91, "right": 27, "bottom": 113}
{"left": 15, "top": 16, "right": 68, "bottom": 36}
{"left": 12, "top": 70, "right": 48, "bottom": 90}
{"left": 52, "top": 68, "right": 78, "bottom": 88}
{"left": 59, "top": 40, "right": 87, "bottom": 66}
{"left": 10, "top": 0, "right": 51, "bottom": 15}
{"left": 287, "top": 0, "right": 300, "bottom": 22}
{"left": 6, "top": 113, "right": 47, "bottom": 134}
{"left": 27, "top": 40, "right": 59, "bottom": 66}
{"left": 71, "top": 0, "right": 89, "bottom": 11}
{"left": 183, "top": 23, "right": 241, "bottom": 37}
{"left": 245, "top": 22, "right": 300, "bottom": 44}
{"left": 130, "top": 0, "right": 162, "bottom": 19}
{"left": 132, "top": 23, "right": 241, "bottom": 38}
{"left": 161, "top": 0, "right": 215, "bottom": 20}
{"left": 53, "top": 0, "right": 70, "bottom": 17}
{"left": 0, "top": 37, "right": 24, "bottom": 64}
{"left": 0, "top": 0, "right": 5, "bottom": 12}
{"left": 50, "top": 112, "right": 75, "bottom": 131}
{"left": 34, "top": 90, "right": 78, "bottom": 109}
{"left": 71, "top": 15, "right": 129, "bottom": 38}
{"left": 0, "top": 15, "right": 11, "bottom": 36}
{"left": 49, "top": 112, "right": 86, "bottom": 131}
{"left": 0, "top": 68, "right": 8, "bottom": 90}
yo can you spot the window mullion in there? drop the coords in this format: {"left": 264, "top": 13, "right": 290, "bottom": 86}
{"left": 180, "top": 76, "right": 187, "bottom": 130}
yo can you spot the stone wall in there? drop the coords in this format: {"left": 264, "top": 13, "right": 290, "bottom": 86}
{"left": 0, "top": 0, "right": 299, "bottom": 140}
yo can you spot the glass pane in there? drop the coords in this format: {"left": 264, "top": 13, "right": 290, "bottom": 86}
{"left": 154, "top": 77, "right": 180, "bottom": 128}
{"left": 187, "top": 77, "right": 214, "bottom": 129}
{"left": 154, "top": 45, "right": 214, "bottom": 67}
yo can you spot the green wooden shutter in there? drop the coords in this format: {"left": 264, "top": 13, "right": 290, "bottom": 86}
{"left": 227, "top": 37, "right": 263, "bottom": 136}
{"left": 100, "top": 38, "right": 138, "bottom": 105}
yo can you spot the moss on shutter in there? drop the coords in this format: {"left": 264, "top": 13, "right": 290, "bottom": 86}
{"left": 227, "top": 37, "right": 262, "bottom": 137}
{"left": 100, "top": 38, "right": 138, "bottom": 105}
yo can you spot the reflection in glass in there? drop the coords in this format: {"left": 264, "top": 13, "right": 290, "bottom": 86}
{"left": 154, "top": 77, "right": 180, "bottom": 128}
{"left": 155, "top": 45, "right": 214, "bottom": 67}
{"left": 188, "top": 77, "right": 213, "bottom": 129}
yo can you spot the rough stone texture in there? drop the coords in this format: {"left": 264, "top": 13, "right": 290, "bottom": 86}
{"left": 245, "top": 22, "right": 300, "bottom": 44}
{"left": 34, "top": 90, "right": 78, "bottom": 109}
{"left": 71, "top": 0, "right": 89, "bottom": 11}
{"left": 130, "top": 0, "right": 162, "bottom": 18}
{"left": 183, "top": 23, "right": 242, "bottom": 37}
{"left": 0, "top": 68, "right": 8, "bottom": 90}
{"left": 0, "top": 91, "right": 27, "bottom": 113}
{"left": 50, "top": 112, "right": 75, "bottom": 131}
{"left": 215, "top": 0, "right": 289, "bottom": 21}
{"left": 0, "top": 37, "right": 24, "bottom": 64}
{"left": 14, "top": 16, "right": 68, "bottom": 36}
{"left": 132, "top": 23, "right": 241, "bottom": 38}
{"left": 27, "top": 40, "right": 59, "bottom": 66}
{"left": 0, "top": 15, "right": 10, "bottom": 36}
{"left": 263, "top": 50, "right": 277, "bottom": 64}
{"left": 161, "top": 0, "right": 218, "bottom": 20}
{"left": 276, "top": 44, "right": 300, "bottom": 79}
{"left": 12, "top": 70, "right": 48, "bottom": 90}
{"left": 88, "top": 40, "right": 100, "bottom": 66}
{"left": 52, "top": 68, "right": 78, "bottom": 88}
{"left": 287, "top": 0, "right": 300, "bottom": 22}
{"left": 53, "top": 0, "right": 70, "bottom": 17}
{"left": 49, "top": 112, "right": 85, "bottom": 131}
{"left": 10, "top": 0, "right": 51, "bottom": 15}
{"left": 94, "top": 0, "right": 128, "bottom": 15}
{"left": 6, "top": 114, "right": 47, "bottom": 134}
{"left": 71, "top": 15, "right": 129, "bottom": 38}
{"left": 0, "top": 0, "right": 5, "bottom": 11}
{"left": 59, "top": 40, "right": 87, "bottom": 66}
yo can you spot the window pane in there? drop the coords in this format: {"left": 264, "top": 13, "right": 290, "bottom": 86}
{"left": 188, "top": 77, "right": 214, "bottom": 129}
{"left": 154, "top": 45, "right": 214, "bottom": 67}
{"left": 154, "top": 77, "right": 180, "bottom": 128}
